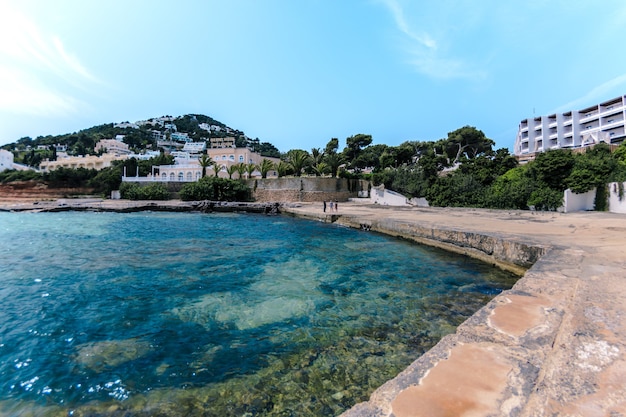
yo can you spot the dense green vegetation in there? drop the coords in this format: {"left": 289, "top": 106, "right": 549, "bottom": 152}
{"left": 3, "top": 113, "right": 626, "bottom": 210}
{"left": 119, "top": 183, "right": 171, "bottom": 200}
{"left": 179, "top": 176, "right": 251, "bottom": 201}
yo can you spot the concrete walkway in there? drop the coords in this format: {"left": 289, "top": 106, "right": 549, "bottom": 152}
{"left": 282, "top": 202, "right": 626, "bottom": 417}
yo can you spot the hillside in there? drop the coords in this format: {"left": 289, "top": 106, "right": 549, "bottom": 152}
{"left": 1, "top": 114, "right": 280, "bottom": 165}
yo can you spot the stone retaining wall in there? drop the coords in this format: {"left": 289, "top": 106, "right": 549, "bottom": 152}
{"left": 246, "top": 177, "right": 369, "bottom": 202}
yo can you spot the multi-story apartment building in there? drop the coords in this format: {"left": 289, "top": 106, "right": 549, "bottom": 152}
{"left": 514, "top": 95, "right": 626, "bottom": 163}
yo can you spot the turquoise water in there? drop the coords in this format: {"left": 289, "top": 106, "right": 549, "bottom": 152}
{"left": 0, "top": 212, "right": 517, "bottom": 416}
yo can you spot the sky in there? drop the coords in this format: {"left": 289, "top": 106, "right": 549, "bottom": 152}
{"left": 1, "top": 0, "right": 626, "bottom": 153}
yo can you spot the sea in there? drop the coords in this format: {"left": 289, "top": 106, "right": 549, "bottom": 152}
{"left": 0, "top": 211, "right": 518, "bottom": 416}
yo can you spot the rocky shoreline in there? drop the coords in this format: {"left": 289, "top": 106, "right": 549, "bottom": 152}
{"left": 0, "top": 198, "right": 283, "bottom": 214}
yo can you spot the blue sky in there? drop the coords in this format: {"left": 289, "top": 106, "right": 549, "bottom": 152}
{"left": 1, "top": 0, "right": 626, "bottom": 152}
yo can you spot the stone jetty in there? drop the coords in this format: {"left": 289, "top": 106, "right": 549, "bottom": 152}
{"left": 281, "top": 202, "right": 626, "bottom": 417}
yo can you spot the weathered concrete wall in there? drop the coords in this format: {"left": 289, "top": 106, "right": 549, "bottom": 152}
{"left": 333, "top": 216, "right": 545, "bottom": 275}
{"left": 609, "top": 181, "right": 626, "bottom": 213}
{"left": 245, "top": 177, "right": 369, "bottom": 202}
{"left": 370, "top": 186, "right": 409, "bottom": 206}
{"left": 563, "top": 188, "right": 595, "bottom": 212}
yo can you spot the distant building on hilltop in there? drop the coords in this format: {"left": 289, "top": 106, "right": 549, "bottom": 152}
{"left": 514, "top": 94, "right": 626, "bottom": 163}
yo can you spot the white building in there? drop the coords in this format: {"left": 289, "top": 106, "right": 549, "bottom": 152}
{"left": 0, "top": 149, "right": 14, "bottom": 172}
{"left": 182, "top": 142, "right": 206, "bottom": 154}
{"left": 514, "top": 94, "right": 626, "bottom": 163}
{"left": 95, "top": 138, "right": 131, "bottom": 155}
{"left": 40, "top": 154, "right": 128, "bottom": 172}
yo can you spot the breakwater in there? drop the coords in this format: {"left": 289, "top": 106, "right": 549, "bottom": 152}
{"left": 281, "top": 203, "right": 626, "bottom": 417}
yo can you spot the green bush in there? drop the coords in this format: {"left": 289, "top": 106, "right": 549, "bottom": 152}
{"left": 120, "top": 182, "right": 170, "bottom": 200}
{"left": 179, "top": 176, "right": 251, "bottom": 201}
{"left": 527, "top": 187, "right": 563, "bottom": 211}
{"left": 0, "top": 169, "right": 42, "bottom": 183}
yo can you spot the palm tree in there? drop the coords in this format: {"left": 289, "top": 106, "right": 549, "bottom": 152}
{"left": 312, "top": 162, "right": 329, "bottom": 177}
{"left": 225, "top": 164, "right": 238, "bottom": 179}
{"left": 235, "top": 162, "right": 246, "bottom": 180}
{"left": 276, "top": 161, "right": 290, "bottom": 178}
{"left": 324, "top": 153, "right": 344, "bottom": 178}
{"left": 212, "top": 162, "right": 223, "bottom": 177}
{"left": 259, "top": 158, "right": 275, "bottom": 179}
{"left": 311, "top": 147, "right": 324, "bottom": 165}
{"left": 198, "top": 154, "right": 213, "bottom": 178}
{"left": 245, "top": 163, "right": 256, "bottom": 179}
{"left": 287, "top": 149, "right": 310, "bottom": 177}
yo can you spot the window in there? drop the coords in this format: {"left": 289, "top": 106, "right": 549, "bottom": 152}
{"left": 178, "top": 172, "right": 184, "bottom": 181}
{"left": 161, "top": 173, "right": 166, "bottom": 180}
{"left": 186, "top": 172, "right": 192, "bottom": 181}
{"left": 239, "top": 155, "right": 244, "bottom": 162}
{"left": 169, "top": 173, "right": 175, "bottom": 181}
{"left": 196, "top": 172, "right": 201, "bottom": 180}
{"left": 229, "top": 155, "right": 234, "bottom": 161}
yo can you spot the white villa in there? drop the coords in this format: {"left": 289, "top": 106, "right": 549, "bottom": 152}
{"left": 514, "top": 94, "right": 626, "bottom": 163}
{"left": 122, "top": 145, "right": 280, "bottom": 182}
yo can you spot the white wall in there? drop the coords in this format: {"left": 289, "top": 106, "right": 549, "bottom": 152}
{"left": 608, "top": 182, "right": 626, "bottom": 214}
{"left": 408, "top": 197, "right": 429, "bottom": 207}
{"left": 370, "top": 186, "right": 408, "bottom": 206}
{"left": 0, "top": 149, "right": 14, "bottom": 172}
{"left": 563, "top": 188, "right": 596, "bottom": 212}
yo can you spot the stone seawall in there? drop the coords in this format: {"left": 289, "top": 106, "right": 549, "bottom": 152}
{"left": 334, "top": 216, "right": 545, "bottom": 276}
{"left": 281, "top": 203, "right": 626, "bottom": 417}
{"left": 246, "top": 177, "right": 369, "bottom": 202}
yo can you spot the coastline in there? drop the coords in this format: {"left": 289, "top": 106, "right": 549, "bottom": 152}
{"left": 1, "top": 198, "right": 625, "bottom": 416}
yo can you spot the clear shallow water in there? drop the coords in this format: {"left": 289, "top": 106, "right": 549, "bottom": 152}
{"left": 0, "top": 211, "right": 517, "bottom": 416}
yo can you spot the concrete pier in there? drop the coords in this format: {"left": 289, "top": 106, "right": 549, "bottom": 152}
{"left": 281, "top": 202, "right": 626, "bottom": 417}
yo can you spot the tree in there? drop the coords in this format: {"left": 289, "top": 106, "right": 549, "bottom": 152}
{"left": 259, "top": 159, "right": 275, "bottom": 179}
{"left": 486, "top": 166, "right": 535, "bottom": 209}
{"left": 529, "top": 149, "right": 575, "bottom": 191}
{"left": 286, "top": 149, "right": 310, "bottom": 177}
{"left": 226, "top": 164, "right": 238, "bottom": 179}
{"left": 245, "top": 163, "right": 256, "bottom": 179}
{"left": 441, "top": 126, "right": 494, "bottom": 165}
{"left": 235, "top": 162, "right": 247, "bottom": 180}
{"left": 212, "top": 162, "right": 223, "bottom": 177}
{"left": 276, "top": 161, "right": 290, "bottom": 178}
{"left": 343, "top": 134, "right": 373, "bottom": 167}
{"left": 310, "top": 148, "right": 324, "bottom": 165}
{"left": 566, "top": 143, "right": 617, "bottom": 193}
{"left": 198, "top": 154, "right": 213, "bottom": 178}
{"left": 324, "top": 138, "right": 339, "bottom": 155}
{"left": 312, "top": 162, "right": 329, "bottom": 176}
{"left": 323, "top": 153, "right": 344, "bottom": 178}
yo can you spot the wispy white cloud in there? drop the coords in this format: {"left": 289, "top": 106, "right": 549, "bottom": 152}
{"left": 377, "top": 0, "right": 485, "bottom": 80}
{"left": 0, "top": 3, "right": 100, "bottom": 116}
{"left": 553, "top": 74, "right": 626, "bottom": 113}
{"left": 379, "top": 0, "right": 437, "bottom": 50}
